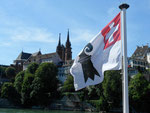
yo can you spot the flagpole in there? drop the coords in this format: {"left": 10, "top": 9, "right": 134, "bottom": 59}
{"left": 119, "top": 3, "right": 129, "bottom": 113}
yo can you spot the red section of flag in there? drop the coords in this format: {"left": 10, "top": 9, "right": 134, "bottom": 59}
{"left": 101, "top": 13, "right": 121, "bottom": 50}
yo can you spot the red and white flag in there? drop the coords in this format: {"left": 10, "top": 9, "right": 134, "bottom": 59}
{"left": 70, "top": 13, "right": 121, "bottom": 90}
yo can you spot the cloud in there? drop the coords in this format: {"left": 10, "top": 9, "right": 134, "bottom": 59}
{"left": 71, "top": 29, "right": 96, "bottom": 43}
{"left": 10, "top": 27, "right": 56, "bottom": 43}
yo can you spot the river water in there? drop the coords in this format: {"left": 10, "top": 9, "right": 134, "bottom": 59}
{"left": 0, "top": 108, "right": 98, "bottom": 113}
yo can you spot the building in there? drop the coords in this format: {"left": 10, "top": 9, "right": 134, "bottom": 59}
{"left": 56, "top": 30, "right": 73, "bottom": 83}
{"left": 13, "top": 51, "right": 32, "bottom": 72}
{"left": 58, "top": 59, "right": 74, "bottom": 83}
{"left": 13, "top": 30, "right": 73, "bottom": 83}
{"left": 128, "top": 45, "right": 150, "bottom": 76}
{"left": 56, "top": 29, "right": 72, "bottom": 62}
{"left": 23, "top": 52, "right": 62, "bottom": 70}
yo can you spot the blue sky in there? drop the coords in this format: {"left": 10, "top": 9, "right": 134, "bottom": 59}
{"left": 0, "top": 0, "right": 150, "bottom": 65}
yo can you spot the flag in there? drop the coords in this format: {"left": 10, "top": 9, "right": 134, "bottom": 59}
{"left": 70, "top": 13, "right": 121, "bottom": 90}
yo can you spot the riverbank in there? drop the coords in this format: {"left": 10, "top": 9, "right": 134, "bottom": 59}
{"left": 0, "top": 108, "right": 99, "bottom": 113}
{"left": 0, "top": 97, "right": 97, "bottom": 112}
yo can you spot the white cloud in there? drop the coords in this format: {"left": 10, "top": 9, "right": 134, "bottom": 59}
{"left": 71, "top": 29, "right": 96, "bottom": 43}
{"left": 10, "top": 27, "right": 56, "bottom": 43}
{"left": 0, "top": 7, "right": 57, "bottom": 43}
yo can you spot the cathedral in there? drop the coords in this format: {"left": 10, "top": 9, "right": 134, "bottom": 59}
{"left": 13, "top": 30, "right": 72, "bottom": 72}
{"left": 56, "top": 29, "right": 72, "bottom": 62}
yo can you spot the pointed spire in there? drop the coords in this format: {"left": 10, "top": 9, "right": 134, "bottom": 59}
{"left": 67, "top": 29, "right": 70, "bottom": 42}
{"left": 58, "top": 33, "right": 61, "bottom": 46}
{"left": 66, "top": 29, "right": 71, "bottom": 47}
{"left": 65, "top": 29, "right": 72, "bottom": 61}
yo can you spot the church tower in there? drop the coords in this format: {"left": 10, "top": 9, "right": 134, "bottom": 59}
{"left": 56, "top": 33, "right": 62, "bottom": 59}
{"left": 61, "top": 44, "right": 65, "bottom": 61}
{"left": 65, "top": 29, "right": 72, "bottom": 61}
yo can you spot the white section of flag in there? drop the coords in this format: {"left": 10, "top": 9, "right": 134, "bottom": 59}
{"left": 70, "top": 13, "right": 121, "bottom": 91}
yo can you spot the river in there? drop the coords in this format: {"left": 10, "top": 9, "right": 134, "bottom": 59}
{"left": 0, "top": 108, "right": 98, "bottom": 113}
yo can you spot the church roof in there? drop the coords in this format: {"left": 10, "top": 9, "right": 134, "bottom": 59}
{"left": 24, "top": 52, "right": 62, "bottom": 65}
{"left": 31, "top": 51, "right": 42, "bottom": 56}
{"left": 16, "top": 51, "right": 32, "bottom": 60}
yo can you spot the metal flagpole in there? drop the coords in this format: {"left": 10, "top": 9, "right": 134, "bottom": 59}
{"left": 119, "top": 3, "right": 129, "bottom": 113}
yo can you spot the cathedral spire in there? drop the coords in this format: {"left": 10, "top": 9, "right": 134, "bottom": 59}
{"left": 67, "top": 29, "right": 70, "bottom": 42}
{"left": 65, "top": 29, "right": 72, "bottom": 61}
{"left": 56, "top": 33, "right": 63, "bottom": 60}
{"left": 58, "top": 33, "right": 61, "bottom": 46}
{"left": 66, "top": 29, "right": 71, "bottom": 47}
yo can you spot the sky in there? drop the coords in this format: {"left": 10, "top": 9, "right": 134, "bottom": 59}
{"left": 0, "top": 0, "right": 150, "bottom": 65}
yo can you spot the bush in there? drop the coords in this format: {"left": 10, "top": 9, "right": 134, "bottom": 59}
{"left": 1, "top": 82, "right": 20, "bottom": 104}
{"left": 5, "top": 67, "right": 16, "bottom": 79}
{"left": 61, "top": 75, "right": 75, "bottom": 92}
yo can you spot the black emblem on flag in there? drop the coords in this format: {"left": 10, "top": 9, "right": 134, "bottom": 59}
{"left": 78, "top": 43, "right": 100, "bottom": 83}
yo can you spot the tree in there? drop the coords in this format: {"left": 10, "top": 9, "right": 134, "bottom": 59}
{"left": 21, "top": 73, "right": 34, "bottom": 106}
{"left": 102, "top": 70, "right": 122, "bottom": 109}
{"left": 61, "top": 75, "right": 75, "bottom": 92}
{"left": 1, "top": 82, "right": 19, "bottom": 103}
{"left": 0, "top": 66, "right": 6, "bottom": 78}
{"left": 14, "top": 71, "right": 25, "bottom": 94}
{"left": 30, "top": 62, "right": 58, "bottom": 106}
{"left": 129, "top": 73, "right": 149, "bottom": 101}
{"left": 26, "top": 63, "right": 39, "bottom": 74}
{"left": 5, "top": 67, "right": 16, "bottom": 79}
{"left": 129, "top": 73, "right": 150, "bottom": 112}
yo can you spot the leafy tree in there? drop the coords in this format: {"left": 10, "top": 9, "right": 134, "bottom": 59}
{"left": 87, "top": 84, "right": 103, "bottom": 100}
{"left": 21, "top": 73, "right": 34, "bottom": 106}
{"left": 5, "top": 67, "right": 16, "bottom": 79}
{"left": 129, "top": 73, "right": 150, "bottom": 112}
{"left": 14, "top": 71, "right": 25, "bottom": 94}
{"left": 30, "top": 62, "right": 58, "bottom": 106}
{"left": 26, "top": 63, "right": 39, "bottom": 74}
{"left": 129, "top": 73, "right": 149, "bottom": 101}
{"left": 0, "top": 66, "right": 6, "bottom": 78}
{"left": 62, "top": 75, "right": 75, "bottom": 92}
{"left": 99, "top": 96, "right": 109, "bottom": 111}
{"left": 102, "top": 70, "right": 122, "bottom": 109}
{"left": 1, "top": 82, "right": 19, "bottom": 103}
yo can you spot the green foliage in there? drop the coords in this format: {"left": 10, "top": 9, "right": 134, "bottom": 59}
{"left": 129, "top": 73, "right": 150, "bottom": 101}
{"left": 129, "top": 73, "right": 150, "bottom": 112}
{"left": 89, "top": 97, "right": 108, "bottom": 111}
{"left": 1, "top": 82, "right": 20, "bottom": 103}
{"left": 102, "top": 70, "right": 122, "bottom": 108}
{"left": 26, "top": 63, "right": 39, "bottom": 74}
{"left": 62, "top": 75, "right": 75, "bottom": 92}
{"left": 5, "top": 67, "right": 16, "bottom": 78}
{"left": 88, "top": 84, "right": 103, "bottom": 100}
{"left": 99, "top": 96, "right": 108, "bottom": 111}
{"left": 1, "top": 82, "right": 14, "bottom": 98}
{"left": 31, "top": 62, "right": 58, "bottom": 106}
{"left": 14, "top": 71, "right": 25, "bottom": 94}
{"left": 21, "top": 73, "right": 34, "bottom": 106}
{"left": 89, "top": 100, "right": 100, "bottom": 111}
{"left": 78, "top": 88, "right": 89, "bottom": 101}
{"left": 0, "top": 66, "right": 6, "bottom": 78}
{"left": 1, "top": 62, "right": 59, "bottom": 107}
